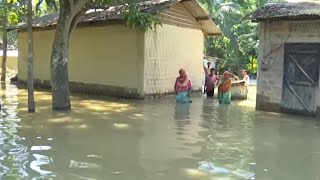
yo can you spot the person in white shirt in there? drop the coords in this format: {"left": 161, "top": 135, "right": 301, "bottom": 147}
{"left": 242, "top": 70, "right": 250, "bottom": 92}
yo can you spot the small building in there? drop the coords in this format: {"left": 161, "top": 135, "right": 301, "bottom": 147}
{"left": 0, "top": 50, "right": 18, "bottom": 72}
{"left": 203, "top": 56, "right": 218, "bottom": 68}
{"left": 251, "top": 2, "right": 320, "bottom": 116}
{"left": 9, "top": 0, "right": 221, "bottom": 98}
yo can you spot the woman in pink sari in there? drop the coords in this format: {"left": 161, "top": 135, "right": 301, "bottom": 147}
{"left": 174, "top": 69, "right": 192, "bottom": 103}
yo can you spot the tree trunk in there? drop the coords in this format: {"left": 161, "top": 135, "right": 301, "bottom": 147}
{"left": 50, "top": 5, "right": 73, "bottom": 111}
{"left": 27, "top": 0, "right": 35, "bottom": 112}
{"left": 50, "top": 0, "right": 89, "bottom": 111}
{"left": 251, "top": 60, "right": 254, "bottom": 73}
{"left": 1, "top": 15, "right": 7, "bottom": 82}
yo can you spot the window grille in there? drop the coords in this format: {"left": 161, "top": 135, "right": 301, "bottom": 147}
{"left": 289, "top": 22, "right": 320, "bottom": 33}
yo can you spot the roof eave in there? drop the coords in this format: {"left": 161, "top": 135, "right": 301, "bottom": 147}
{"left": 206, "top": 32, "right": 223, "bottom": 36}
{"left": 251, "top": 15, "right": 320, "bottom": 22}
{"left": 13, "top": 19, "right": 126, "bottom": 32}
{"left": 179, "top": 0, "right": 222, "bottom": 36}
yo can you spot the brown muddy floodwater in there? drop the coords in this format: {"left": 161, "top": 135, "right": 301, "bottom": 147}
{"left": 0, "top": 83, "right": 319, "bottom": 180}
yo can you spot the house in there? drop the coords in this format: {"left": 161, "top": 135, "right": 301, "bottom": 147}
{"left": 250, "top": 2, "right": 320, "bottom": 116}
{"left": 9, "top": 0, "right": 222, "bottom": 98}
{"left": 0, "top": 50, "right": 18, "bottom": 72}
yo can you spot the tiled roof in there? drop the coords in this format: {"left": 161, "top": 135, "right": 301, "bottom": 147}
{"left": 249, "top": 2, "right": 320, "bottom": 21}
{"left": 8, "top": 0, "right": 222, "bottom": 36}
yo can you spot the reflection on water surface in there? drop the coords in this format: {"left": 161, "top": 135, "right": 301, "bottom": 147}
{"left": 0, "top": 83, "right": 319, "bottom": 179}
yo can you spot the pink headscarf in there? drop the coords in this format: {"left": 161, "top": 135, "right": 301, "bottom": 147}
{"left": 175, "top": 69, "right": 192, "bottom": 92}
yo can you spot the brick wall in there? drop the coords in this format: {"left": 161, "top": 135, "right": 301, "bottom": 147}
{"left": 143, "top": 24, "right": 204, "bottom": 95}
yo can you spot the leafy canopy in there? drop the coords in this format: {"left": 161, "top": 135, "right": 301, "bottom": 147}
{"left": 201, "top": 0, "right": 275, "bottom": 75}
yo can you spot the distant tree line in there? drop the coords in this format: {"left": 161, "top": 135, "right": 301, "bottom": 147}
{"left": 200, "top": 0, "right": 285, "bottom": 77}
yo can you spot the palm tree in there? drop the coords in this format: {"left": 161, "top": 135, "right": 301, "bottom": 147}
{"left": 200, "top": 0, "right": 242, "bottom": 53}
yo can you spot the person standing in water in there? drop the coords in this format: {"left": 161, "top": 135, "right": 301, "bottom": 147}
{"left": 204, "top": 68, "right": 217, "bottom": 97}
{"left": 202, "top": 60, "right": 211, "bottom": 93}
{"left": 218, "top": 71, "right": 232, "bottom": 104}
{"left": 174, "top": 69, "right": 192, "bottom": 103}
{"left": 243, "top": 70, "right": 250, "bottom": 92}
{"left": 204, "top": 62, "right": 212, "bottom": 77}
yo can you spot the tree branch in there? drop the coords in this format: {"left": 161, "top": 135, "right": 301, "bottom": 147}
{"left": 69, "top": 6, "right": 87, "bottom": 35}
{"left": 68, "top": 0, "right": 75, "bottom": 9}
{"left": 73, "top": 0, "right": 90, "bottom": 16}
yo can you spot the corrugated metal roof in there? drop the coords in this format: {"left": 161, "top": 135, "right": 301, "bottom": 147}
{"left": 249, "top": 2, "right": 320, "bottom": 21}
{"left": 198, "top": 19, "right": 221, "bottom": 36}
{"left": 180, "top": 0, "right": 220, "bottom": 35}
{"left": 8, "top": 0, "right": 221, "bottom": 36}
{"left": 182, "top": 1, "right": 208, "bottom": 19}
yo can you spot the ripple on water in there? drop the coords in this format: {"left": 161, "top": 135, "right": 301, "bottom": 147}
{"left": 113, "top": 123, "right": 130, "bottom": 129}
{"left": 30, "top": 154, "right": 53, "bottom": 176}
{"left": 86, "top": 154, "right": 102, "bottom": 159}
{"left": 69, "top": 160, "right": 100, "bottom": 169}
{"left": 31, "top": 146, "right": 52, "bottom": 151}
{"left": 0, "top": 83, "right": 319, "bottom": 179}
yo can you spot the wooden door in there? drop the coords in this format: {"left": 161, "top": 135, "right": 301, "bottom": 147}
{"left": 282, "top": 43, "right": 320, "bottom": 116}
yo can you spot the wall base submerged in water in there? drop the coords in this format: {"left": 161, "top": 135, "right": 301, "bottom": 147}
{"left": 17, "top": 80, "right": 143, "bottom": 99}
{"left": 16, "top": 80, "right": 201, "bottom": 99}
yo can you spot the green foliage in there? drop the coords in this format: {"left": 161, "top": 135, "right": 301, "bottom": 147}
{"left": 35, "top": 0, "right": 59, "bottom": 16}
{"left": 0, "top": 0, "right": 21, "bottom": 25}
{"left": 93, "top": 0, "right": 162, "bottom": 32}
{"left": 8, "top": 11, "right": 19, "bottom": 24}
{"left": 201, "top": 0, "right": 274, "bottom": 75}
{"left": 124, "top": 9, "right": 161, "bottom": 32}
{"left": 0, "top": 0, "right": 26, "bottom": 48}
{"left": 246, "top": 55, "right": 258, "bottom": 76}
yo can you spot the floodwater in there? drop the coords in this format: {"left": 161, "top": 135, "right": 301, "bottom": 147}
{"left": 0, "top": 83, "right": 319, "bottom": 180}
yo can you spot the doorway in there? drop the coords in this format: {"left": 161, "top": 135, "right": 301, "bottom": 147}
{"left": 282, "top": 43, "right": 320, "bottom": 116}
